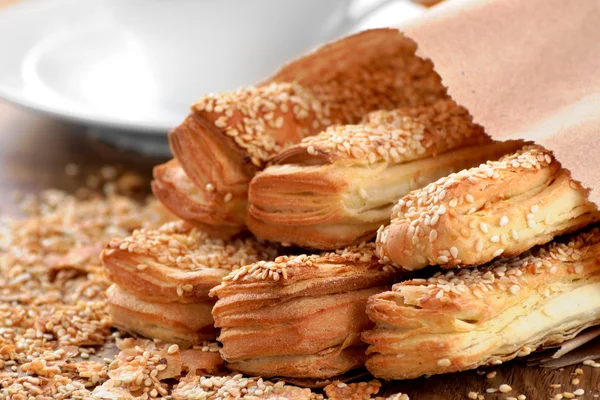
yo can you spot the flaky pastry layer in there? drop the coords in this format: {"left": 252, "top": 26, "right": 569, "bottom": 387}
{"left": 156, "top": 29, "right": 447, "bottom": 235}
{"left": 377, "top": 145, "right": 600, "bottom": 270}
{"left": 364, "top": 226, "right": 600, "bottom": 379}
{"left": 106, "top": 284, "right": 217, "bottom": 345}
{"left": 101, "top": 220, "right": 279, "bottom": 303}
{"left": 225, "top": 345, "right": 369, "bottom": 380}
{"left": 210, "top": 243, "right": 400, "bottom": 378}
{"left": 152, "top": 159, "right": 244, "bottom": 237}
{"left": 248, "top": 100, "right": 521, "bottom": 249}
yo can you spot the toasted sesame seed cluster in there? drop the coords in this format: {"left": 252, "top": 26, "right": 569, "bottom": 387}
{"left": 0, "top": 186, "right": 175, "bottom": 399}
{"left": 153, "top": 29, "right": 448, "bottom": 238}
{"left": 286, "top": 99, "right": 489, "bottom": 165}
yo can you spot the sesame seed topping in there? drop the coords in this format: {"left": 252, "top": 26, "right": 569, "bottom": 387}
{"left": 499, "top": 384, "right": 512, "bottom": 393}
{"left": 437, "top": 358, "right": 452, "bottom": 367}
{"left": 214, "top": 241, "right": 393, "bottom": 289}
{"left": 500, "top": 215, "right": 509, "bottom": 226}
{"left": 167, "top": 344, "right": 179, "bottom": 354}
{"left": 480, "top": 222, "right": 489, "bottom": 233}
{"left": 277, "top": 98, "right": 489, "bottom": 169}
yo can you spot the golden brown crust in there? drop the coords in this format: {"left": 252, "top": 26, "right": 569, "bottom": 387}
{"left": 247, "top": 100, "right": 522, "bottom": 249}
{"left": 377, "top": 145, "right": 600, "bottom": 270}
{"left": 364, "top": 226, "right": 600, "bottom": 379}
{"left": 210, "top": 243, "right": 400, "bottom": 379}
{"left": 101, "top": 220, "right": 280, "bottom": 303}
{"left": 106, "top": 285, "right": 217, "bottom": 345}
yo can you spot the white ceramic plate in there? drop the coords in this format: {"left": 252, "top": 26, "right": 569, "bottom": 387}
{"left": 0, "top": 0, "right": 425, "bottom": 137}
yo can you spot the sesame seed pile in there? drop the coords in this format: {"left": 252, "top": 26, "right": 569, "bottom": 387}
{"left": 274, "top": 99, "right": 487, "bottom": 166}
{"left": 0, "top": 186, "right": 175, "bottom": 399}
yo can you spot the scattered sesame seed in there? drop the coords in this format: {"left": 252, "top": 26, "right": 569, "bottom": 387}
{"left": 167, "top": 344, "right": 179, "bottom": 354}
{"left": 499, "top": 384, "right": 512, "bottom": 393}
{"left": 573, "top": 389, "right": 584, "bottom": 396}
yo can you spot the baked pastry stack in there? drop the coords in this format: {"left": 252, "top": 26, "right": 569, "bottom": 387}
{"left": 364, "top": 225, "right": 600, "bottom": 379}
{"left": 153, "top": 29, "right": 448, "bottom": 237}
{"left": 363, "top": 145, "right": 600, "bottom": 379}
{"left": 247, "top": 99, "right": 522, "bottom": 249}
{"left": 209, "top": 243, "right": 401, "bottom": 380}
{"left": 101, "top": 220, "right": 279, "bottom": 345}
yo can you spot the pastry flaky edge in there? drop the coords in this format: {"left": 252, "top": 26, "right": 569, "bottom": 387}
{"left": 376, "top": 145, "right": 600, "bottom": 271}
{"left": 106, "top": 284, "right": 217, "bottom": 345}
{"left": 100, "top": 220, "right": 280, "bottom": 303}
{"left": 247, "top": 99, "right": 523, "bottom": 250}
{"left": 209, "top": 242, "right": 403, "bottom": 379}
{"left": 154, "top": 28, "right": 448, "bottom": 236}
{"left": 363, "top": 225, "right": 600, "bottom": 380}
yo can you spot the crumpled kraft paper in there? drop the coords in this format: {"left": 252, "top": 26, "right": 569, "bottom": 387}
{"left": 398, "top": 0, "right": 600, "bottom": 204}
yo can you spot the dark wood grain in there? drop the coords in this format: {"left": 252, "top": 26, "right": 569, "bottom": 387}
{"left": 1, "top": 100, "right": 599, "bottom": 399}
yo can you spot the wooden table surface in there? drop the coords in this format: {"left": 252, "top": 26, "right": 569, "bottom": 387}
{"left": 1, "top": 99, "right": 599, "bottom": 399}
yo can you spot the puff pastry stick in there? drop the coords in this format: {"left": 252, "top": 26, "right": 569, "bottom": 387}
{"left": 101, "top": 220, "right": 280, "bottom": 303}
{"left": 209, "top": 243, "right": 400, "bottom": 379}
{"left": 157, "top": 29, "right": 448, "bottom": 236}
{"left": 364, "top": 226, "right": 600, "bottom": 379}
{"left": 247, "top": 99, "right": 521, "bottom": 249}
{"left": 106, "top": 284, "right": 217, "bottom": 345}
{"left": 377, "top": 145, "right": 600, "bottom": 271}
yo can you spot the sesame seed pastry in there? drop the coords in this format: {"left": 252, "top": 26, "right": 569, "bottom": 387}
{"left": 247, "top": 99, "right": 523, "bottom": 249}
{"left": 376, "top": 145, "right": 600, "bottom": 271}
{"left": 363, "top": 226, "right": 600, "bottom": 380}
{"left": 106, "top": 284, "right": 217, "bottom": 345}
{"left": 156, "top": 29, "right": 448, "bottom": 236}
{"left": 101, "top": 220, "right": 280, "bottom": 304}
{"left": 209, "top": 242, "right": 402, "bottom": 379}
